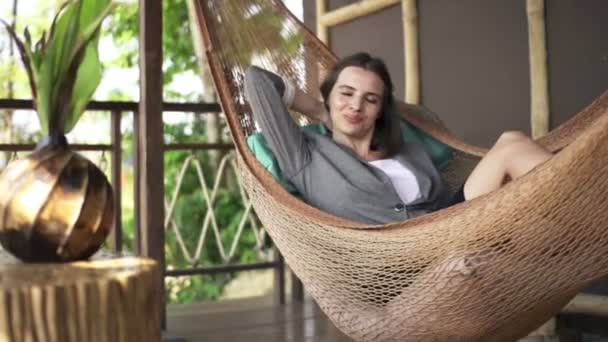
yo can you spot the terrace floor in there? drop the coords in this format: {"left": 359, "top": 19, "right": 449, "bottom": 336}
{"left": 165, "top": 296, "right": 354, "bottom": 342}
{"left": 164, "top": 295, "right": 608, "bottom": 342}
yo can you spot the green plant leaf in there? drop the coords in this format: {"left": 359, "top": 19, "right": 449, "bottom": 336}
{"left": 49, "top": 2, "right": 83, "bottom": 133}
{"left": 34, "top": 2, "right": 78, "bottom": 134}
{"left": 62, "top": 2, "right": 117, "bottom": 133}
{"left": 0, "top": 19, "right": 38, "bottom": 102}
{"left": 27, "top": 0, "right": 114, "bottom": 135}
{"left": 63, "top": 44, "right": 103, "bottom": 133}
{"left": 47, "top": 1, "right": 73, "bottom": 46}
{"left": 69, "top": 2, "right": 115, "bottom": 64}
{"left": 24, "top": 27, "right": 41, "bottom": 71}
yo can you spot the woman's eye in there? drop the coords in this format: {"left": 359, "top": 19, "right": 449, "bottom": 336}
{"left": 340, "top": 92, "right": 352, "bottom": 97}
{"left": 366, "top": 98, "right": 378, "bottom": 104}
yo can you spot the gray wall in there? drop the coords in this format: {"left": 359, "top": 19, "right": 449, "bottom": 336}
{"left": 304, "top": 0, "right": 608, "bottom": 146}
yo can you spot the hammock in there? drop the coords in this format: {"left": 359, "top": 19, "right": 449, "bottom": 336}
{"left": 192, "top": 1, "right": 608, "bottom": 340}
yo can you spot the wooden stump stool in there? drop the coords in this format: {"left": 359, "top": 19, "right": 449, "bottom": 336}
{"left": 0, "top": 254, "right": 160, "bottom": 342}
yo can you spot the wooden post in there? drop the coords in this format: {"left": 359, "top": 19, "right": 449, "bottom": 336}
{"left": 315, "top": 0, "right": 400, "bottom": 68}
{"left": 138, "top": 0, "right": 165, "bottom": 329}
{"left": 110, "top": 110, "right": 123, "bottom": 253}
{"left": 0, "top": 257, "right": 160, "bottom": 342}
{"left": 291, "top": 270, "right": 304, "bottom": 303}
{"left": 319, "top": 0, "right": 400, "bottom": 27}
{"left": 316, "top": 0, "right": 328, "bottom": 43}
{"left": 273, "top": 248, "right": 285, "bottom": 305}
{"left": 402, "top": 0, "right": 420, "bottom": 104}
{"left": 527, "top": 0, "right": 550, "bottom": 138}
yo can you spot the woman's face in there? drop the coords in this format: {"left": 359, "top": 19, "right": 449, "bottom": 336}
{"left": 327, "top": 66, "right": 385, "bottom": 142}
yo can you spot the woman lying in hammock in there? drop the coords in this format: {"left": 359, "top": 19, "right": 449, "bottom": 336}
{"left": 244, "top": 52, "right": 551, "bottom": 225}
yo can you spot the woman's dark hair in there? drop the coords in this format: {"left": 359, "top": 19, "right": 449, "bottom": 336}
{"left": 320, "top": 52, "right": 403, "bottom": 157}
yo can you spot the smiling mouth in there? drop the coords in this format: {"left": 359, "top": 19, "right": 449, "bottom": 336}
{"left": 344, "top": 115, "right": 363, "bottom": 124}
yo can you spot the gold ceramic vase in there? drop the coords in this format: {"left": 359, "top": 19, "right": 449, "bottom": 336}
{"left": 0, "top": 135, "right": 114, "bottom": 262}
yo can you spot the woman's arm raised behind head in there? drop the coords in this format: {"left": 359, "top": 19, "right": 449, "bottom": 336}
{"left": 290, "top": 88, "right": 332, "bottom": 130}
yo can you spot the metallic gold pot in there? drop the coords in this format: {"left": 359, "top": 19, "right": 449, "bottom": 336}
{"left": 0, "top": 135, "right": 114, "bottom": 262}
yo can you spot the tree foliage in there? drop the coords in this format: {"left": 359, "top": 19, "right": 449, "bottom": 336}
{"left": 105, "top": 0, "right": 198, "bottom": 89}
{"left": 105, "top": 0, "right": 267, "bottom": 303}
{"left": 1, "top": 0, "right": 299, "bottom": 304}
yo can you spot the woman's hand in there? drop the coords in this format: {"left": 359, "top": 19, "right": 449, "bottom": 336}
{"left": 292, "top": 88, "right": 332, "bottom": 129}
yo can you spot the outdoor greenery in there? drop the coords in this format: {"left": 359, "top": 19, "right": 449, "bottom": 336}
{"left": 106, "top": 0, "right": 264, "bottom": 303}
{"left": 0, "top": 0, "right": 271, "bottom": 303}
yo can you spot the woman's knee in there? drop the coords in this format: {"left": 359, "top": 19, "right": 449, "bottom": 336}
{"left": 490, "top": 130, "right": 551, "bottom": 177}
{"left": 495, "top": 130, "right": 530, "bottom": 147}
{"left": 489, "top": 131, "right": 535, "bottom": 158}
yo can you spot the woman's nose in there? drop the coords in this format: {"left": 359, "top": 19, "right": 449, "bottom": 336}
{"left": 348, "top": 97, "right": 362, "bottom": 111}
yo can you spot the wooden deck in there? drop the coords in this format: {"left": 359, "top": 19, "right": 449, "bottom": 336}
{"left": 165, "top": 296, "right": 354, "bottom": 342}
{"left": 165, "top": 296, "right": 608, "bottom": 342}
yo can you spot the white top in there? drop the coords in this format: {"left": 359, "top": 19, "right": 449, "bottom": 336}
{"left": 369, "top": 158, "right": 421, "bottom": 204}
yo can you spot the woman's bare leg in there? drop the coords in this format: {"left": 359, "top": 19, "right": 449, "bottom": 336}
{"left": 463, "top": 131, "right": 552, "bottom": 200}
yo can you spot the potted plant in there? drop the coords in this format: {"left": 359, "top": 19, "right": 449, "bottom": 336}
{"left": 0, "top": 0, "right": 116, "bottom": 262}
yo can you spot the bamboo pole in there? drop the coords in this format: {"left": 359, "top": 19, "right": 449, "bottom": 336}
{"left": 402, "top": 0, "right": 420, "bottom": 104}
{"left": 316, "top": 0, "right": 328, "bottom": 43}
{"left": 527, "top": 0, "right": 550, "bottom": 138}
{"left": 320, "top": 0, "right": 400, "bottom": 27}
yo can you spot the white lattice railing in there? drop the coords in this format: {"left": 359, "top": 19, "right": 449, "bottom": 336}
{"left": 164, "top": 152, "right": 268, "bottom": 266}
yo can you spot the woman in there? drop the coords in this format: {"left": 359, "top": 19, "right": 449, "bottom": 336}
{"left": 244, "top": 52, "right": 551, "bottom": 225}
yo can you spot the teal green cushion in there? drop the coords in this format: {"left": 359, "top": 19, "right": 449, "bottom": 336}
{"left": 247, "top": 123, "right": 328, "bottom": 193}
{"left": 399, "top": 120, "right": 454, "bottom": 170}
{"left": 247, "top": 120, "right": 453, "bottom": 194}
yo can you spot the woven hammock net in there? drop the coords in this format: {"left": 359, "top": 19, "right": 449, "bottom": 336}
{"left": 193, "top": 0, "right": 608, "bottom": 340}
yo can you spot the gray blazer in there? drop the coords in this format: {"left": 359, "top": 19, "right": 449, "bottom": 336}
{"left": 244, "top": 66, "right": 449, "bottom": 224}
